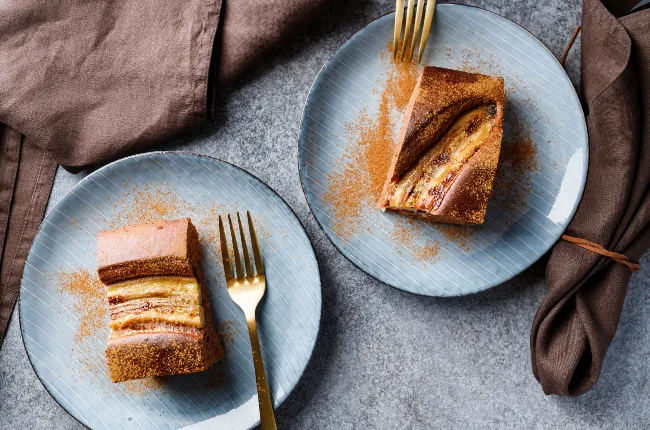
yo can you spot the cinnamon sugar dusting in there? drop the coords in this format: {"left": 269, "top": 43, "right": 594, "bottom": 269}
{"left": 324, "top": 44, "right": 427, "bottom": 254}
{"left": 493, "top": 113, "right": 539, "bottom": 212}
{"left": 504, "top": 118, "right": 538, "bottom": 175}
{"left": 106, "top": 189, "right": 270, "bottom": 257}
{"left": 56, "top": 268, "right": 138, "bottom": 392}
{"left": 436, "top": 224, "right": 473, "bottom": 252}
{"left": 108, "top": 184, "right": 182, "bottom": 227}
{"left": 393, "top": 218, "right": 440, "bottom": 261}
{"left": 219, "top": 320, "right": 240, "bottom": 346}
{"left": 55, "top": 268, "right": 176, "bottom": 395}
{"left": 56, "top": 269, "right": 106, "bottom": 344}
{"left": 121, "top": 377, "right": 165, "bottom": 395}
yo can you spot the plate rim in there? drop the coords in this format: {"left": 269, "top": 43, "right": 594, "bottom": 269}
{"left": 296, "top": 3, "right": 589, "bottom": 297}
{"left": 19, "top": 150, "right": 324, "bottom": 430}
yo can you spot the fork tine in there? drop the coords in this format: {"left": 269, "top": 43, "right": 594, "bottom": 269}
{"left": 237, "top": 213, "right": 253, "bottom": 278}
{"left": 228, "top": 214, "right": 244, "bottom": 280}
{"left": 218, "top": 216, "right": 234, "bottom": 281}
{"left": 408, "top": 0, "right": 426, "bottom": 62}
{"left": 393, "top": 0, "right": 405, "bottom": 58}
{"left": 247, "top": 211, "right": 264, "bottom": 276}
{"left": 400, "top": 0, "right": 416, "bottom": 60}
{"left": 417, "top": 0, "right": 437, "bottom": 63}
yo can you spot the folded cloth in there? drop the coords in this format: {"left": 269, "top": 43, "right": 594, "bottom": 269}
{"left": 0, "top": 0, "right": 331, "bottom": 344}
{"left": 531, "top": 0, "right": 650, "bottom": 396}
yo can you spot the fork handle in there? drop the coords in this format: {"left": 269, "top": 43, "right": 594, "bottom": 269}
{"left": 247, "top": 319, "right": 277, "bottom": 430}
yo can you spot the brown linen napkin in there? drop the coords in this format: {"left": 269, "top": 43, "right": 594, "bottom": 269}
{"left": 531, "top": 0, "right": 650, "bottom": 396}
{"left": 0, "top": 0, "right": 330, "bottom": 345}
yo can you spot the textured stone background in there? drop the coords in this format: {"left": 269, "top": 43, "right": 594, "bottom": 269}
{"left": 3, "top": 1, "right": 650, "bottom": 429}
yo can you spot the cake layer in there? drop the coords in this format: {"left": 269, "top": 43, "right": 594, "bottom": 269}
{"left": 107, "top": 276, "right": 202, "bottom": 305}
{"left": 106, "top": 332, "right": 209, "bottom": 382}
{"left": 109, "top": 298, "right": 204, "bottom": 329}
{"left": 107, "top": 275, "right": 204, "bottom": 329}
{"left": 97, "top": 218, "right": 201, "bottom": 284}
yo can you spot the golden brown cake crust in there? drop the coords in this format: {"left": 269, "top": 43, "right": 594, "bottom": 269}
{"left": 106, "top": 332, "right": 207, "bottom": 382}
{"left": 97, "top": 218, "right": 201, "bottom": 285}
{"left": 378, "top": 66, "right": 505, "bottom": 225}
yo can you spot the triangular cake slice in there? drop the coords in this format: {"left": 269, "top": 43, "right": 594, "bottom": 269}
{"left": 378, "top": 66, "right": 505, "bottom": 225}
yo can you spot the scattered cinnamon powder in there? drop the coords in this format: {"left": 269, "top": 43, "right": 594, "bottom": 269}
{"left": 121, "top": 377, "right": 165, "bottom": 395}
{"left": 55, "top": 269, "right": 165, "bottom": 395}
{"left": 218, "top": 320, "right": 240, "bottom": 346}
{"left": 196, "top": 202, "right": 232, "bottom": 243}
{"left": 457, "top": 46, "right": 493, "bottom": 76}
{"left": 362, "top": 95, "right": 393, "bottom": 198}
{"left": 323, "top": 159, "right": 367, "bottom": 238}
{"left": 56, "top": 269, "right": 106, "bottom": 344}
{"left": 69, "top": 216, "right": 80, "bottom": 230}
{"left": 324, "top": 43, "right": 422, "bottom": 244}
{"left": 110, "top": 184, "right": 182, "bottom": 227}
{"left": 504, "top": 117, "right": 538, "bottom": 175}
{"left": 384, "top": 49, "right": 422, "bottom": 112}
{"left": 492, "top": 113, "right": 539, "bottom": 213}
{"left": 436, "top": 224, "right": 474, "bottom": 252}
{"left": 77, "top": 352, "right": 108, "bottom": 382}
{"left": 392, "top": 218, "right": 440, "bottom": 261}
{"left": 198, "top": 206, "right": 271, "bottom": 250}
{"left": 107, "top": 187, "right": 271, "bottom": 256}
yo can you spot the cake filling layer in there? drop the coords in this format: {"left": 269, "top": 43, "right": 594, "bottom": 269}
{"left": 109, "top": 321, "right": 203, "bottom": 339}
{"left": 107, "top": 276, "right": 204, "bottom": 329}
{"left": 387, "top": 105, "right": 497, "bottom": 212}
{"left": 108, "top": 276, "right": 201, "bottom": 304}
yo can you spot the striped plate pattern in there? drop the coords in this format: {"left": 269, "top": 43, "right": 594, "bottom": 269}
{"left": 298, "top": 5, "right": 588, "bottom": 296}
{"left": 20, "top": 152, "right": 321, "bottom": 430}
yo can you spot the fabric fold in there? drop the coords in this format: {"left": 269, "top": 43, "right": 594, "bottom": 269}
{"left": 0, "top": 132, "right": 57, "bottom": 340}
{"left": 531, "top": 0, "right": 650, "bottom": 397}
{"left": 0, "top": 0, "right": 224, "bottom": 170}
{"left": 216, "top": 0, "right": 333, "bottom": 85}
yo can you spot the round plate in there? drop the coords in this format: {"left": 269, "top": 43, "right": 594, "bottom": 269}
{"left": 20, "top": 152, "right": 321, "bottom": 430}
{"left": 298, "top": 5, "right": 587, "bottom": 296}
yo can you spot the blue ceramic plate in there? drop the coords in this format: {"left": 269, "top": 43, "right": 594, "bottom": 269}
{"left": 20, "top": 152, "right": 321, "bottom": 430}
{"left": 298, "top": 5, "right": 588, "bottom": 296}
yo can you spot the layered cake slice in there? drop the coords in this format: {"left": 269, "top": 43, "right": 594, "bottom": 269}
{"left": 97, "top": 218, "right": 222, "bottom": 382}
{"left": 378, "top": 66, "right": 505, "bottom": 225}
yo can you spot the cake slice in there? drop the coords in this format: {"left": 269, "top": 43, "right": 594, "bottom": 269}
{"left": 378, "top": 66, "right": 505, "bottom": 225}
{"left": 97, "top": 218, "right": 223, "bottom": 382}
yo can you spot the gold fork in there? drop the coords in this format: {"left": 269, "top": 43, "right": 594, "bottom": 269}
{"left": 219, "top": 212, "right": 277, "bottom": 430}
{"left": 393, "top": 0, "right": 437, "bottom": 63}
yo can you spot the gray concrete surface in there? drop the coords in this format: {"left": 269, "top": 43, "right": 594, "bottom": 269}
{"left": 4, "top": 1, "right": 650, "bottom": 429}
